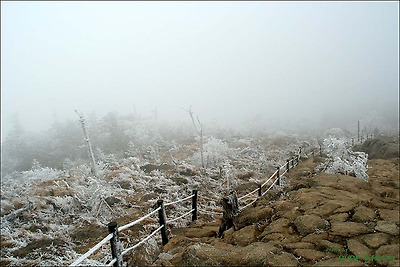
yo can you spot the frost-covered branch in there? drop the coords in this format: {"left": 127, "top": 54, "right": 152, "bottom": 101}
{"left": 75, "top": 109, "right": 98, "bottom": 177}
{"left": 182, "top": 106, "right": 205, "bottom": 168}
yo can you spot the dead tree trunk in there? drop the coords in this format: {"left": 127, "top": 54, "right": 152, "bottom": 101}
{"left": 218, "top": 191, "right": 239, "bottom": 237}
{"left": 182, "top": 106, "right": 204, "bottom": 168}
{"left": 75, "top": 109, "right": 98, "bottom": 177}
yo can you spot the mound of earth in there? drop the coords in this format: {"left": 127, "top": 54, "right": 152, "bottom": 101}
{"left": 355, "top": 136, "right": 399, "bottom": 159}
{"left": 152, "top": 157, "right": 399, "bottom": 266}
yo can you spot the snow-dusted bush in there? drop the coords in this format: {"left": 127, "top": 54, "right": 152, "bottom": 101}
{"left": 125, "top": 141, "right": 141, "bottom": 158}
{"left": 143, "top": 145, "right": 161, "bottom": 162}
{"left": 2, "top": 166, "right": 64, "bottom": 187}
{"left": 317, "top": 136, "right": 369, "bottom": 181}
{"left": 192, "top": 137, "right": 231, "bottom": 168}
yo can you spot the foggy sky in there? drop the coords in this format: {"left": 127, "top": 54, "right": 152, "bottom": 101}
{"left": 1, "top": 1, "right": 399, "bottom": 141}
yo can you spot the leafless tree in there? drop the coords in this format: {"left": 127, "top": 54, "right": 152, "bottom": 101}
{"left": 182, "top": 106, "right": 204, "bottom": 168}
{"left": 75, "top": 109, "right": 98, "bottom": 177}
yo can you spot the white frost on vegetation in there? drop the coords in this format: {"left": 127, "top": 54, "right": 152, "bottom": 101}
{"left": 317, "top": 136, "right": 369, "bottom": 181}
{"left": 191, "top": 137, "right": 231, "bottom": 168}
{"left": 1, "top": 132, "right": 315, "bottom": 266}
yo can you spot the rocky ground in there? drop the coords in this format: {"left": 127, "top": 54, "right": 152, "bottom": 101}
{"left": 152, "top": 156, "right": 399, "bottom": 266}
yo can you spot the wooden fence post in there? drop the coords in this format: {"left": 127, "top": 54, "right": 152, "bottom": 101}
{"left": 157, "top": 200, "right": 168, "bottom": 245}
{"left": 299, "top": 146, "right": 302, "bottom": 158}
{"left": 286, "top": 159, "right": 290, "bottom": 173}
{"left": 258, "top": 184, "right": 262, "bottom": 197}
{"left": 192, "top": 189, "right": 198, "bottom": 221}
{"left": 108, "top": 222, "right": 123, "bottom": 267}
{"left": 312, "top": 150, "right": 315, "bottom": 157}
{"left": 319, "top": 145, "right": 322, "bottom": 156}
{"left": 352, "top": 138, "right": 354, "bottom": 146}
{"left": 276, "top": 166, "right": 280, "bottom": 186}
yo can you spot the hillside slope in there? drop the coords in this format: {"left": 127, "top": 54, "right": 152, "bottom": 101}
{"left": 153, "top": 157, "right": 399, "bottom": 266}
{"left": 354, "top": 136, "right": 399, "bottom": 159}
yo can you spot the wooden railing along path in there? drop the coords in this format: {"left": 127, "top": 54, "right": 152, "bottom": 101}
{"left": 70, "top": 146, "right": 315, "bottom": 267}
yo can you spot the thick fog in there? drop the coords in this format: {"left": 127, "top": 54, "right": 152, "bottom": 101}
{"left": 1, "top": 1, "right": 399, "bottom": 140}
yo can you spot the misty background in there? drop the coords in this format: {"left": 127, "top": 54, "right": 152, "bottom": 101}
{"left": 1, "top": 1, "right": 398, "bottom": 140}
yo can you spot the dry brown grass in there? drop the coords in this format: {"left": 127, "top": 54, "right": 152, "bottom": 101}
{"left": 237, "top": 171, "right": 255, "bottom": 180}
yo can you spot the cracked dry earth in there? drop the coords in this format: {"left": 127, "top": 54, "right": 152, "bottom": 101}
{"left": 152, "top": 157, "right": 399, "bottom": 267}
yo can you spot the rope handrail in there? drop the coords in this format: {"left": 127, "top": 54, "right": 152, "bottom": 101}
{"left": 240, "top": 198, "right": 257, "bottom": 211}
{"left": 70, "top": 207, "right": 161, "bottom": 266}
{"left": 107, "top": 257, "right": 117, "bottom": 266}
{"left": 166, "top": 209, "right": 195, "bottom": 224}
{"left": 238, "top": 187, "right": 259, "bottom": 201}
{"left": 306, "top": 149, "right": 315, "bottom": 157}
{"left": 106, "top": 193, "right": 196, "bottom": 266}
{"left": 120, "top": 225, "right": 164, "bottom": 257}
{"left": 70, "top": 234, "right": 113, "bottom": 266}
{"left": 164, "top": 194, "right": 194, "bottom": 207}
{"left": 262, "top": 175, "right": 279, "bottom": 196}
{"left": 239, "top": 155, "right": 303, "bottom": 212}
{"left": 118, "top": 207, "right": 161, "bottom": 232}
{"left": 199, "top": 195, "right": 221, "bottom": 202}
{"left": 261, "top": 169, "right": 278, "bottom": 187}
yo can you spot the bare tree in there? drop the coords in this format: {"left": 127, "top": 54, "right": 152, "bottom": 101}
{"left": 182, "top": 106, "right": 204, "bottom": 168}
{"left": 75, "top": 109, "right": 98, "bottom": 177}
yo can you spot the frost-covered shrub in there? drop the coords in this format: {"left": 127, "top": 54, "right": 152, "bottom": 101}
{"left": 95, "top": 148, "right": 119, "bottom": 171}
{"left": 142, "top": 145, "right": 161, "bottom": 163}
{"left": 317, "top": 136, "right": 369, "bottom": 181}
{"left": 167, "top": 140, "right": 180, "bottom": 155}
{"left": 125, "top": 141, "right": 141, "bottom": 158}
{"left": 2, "top": 167, "right": 64, "bottom": 187}
{"left": 192, "top": 137, "right": 231, "bottom": 168}
{"left": 52, "top": 196, "right": 75, "bottom": 213}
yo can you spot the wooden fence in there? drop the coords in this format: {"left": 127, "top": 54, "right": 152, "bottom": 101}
{"left": 70, "top": 146, "right": 315, "bottom": 267}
